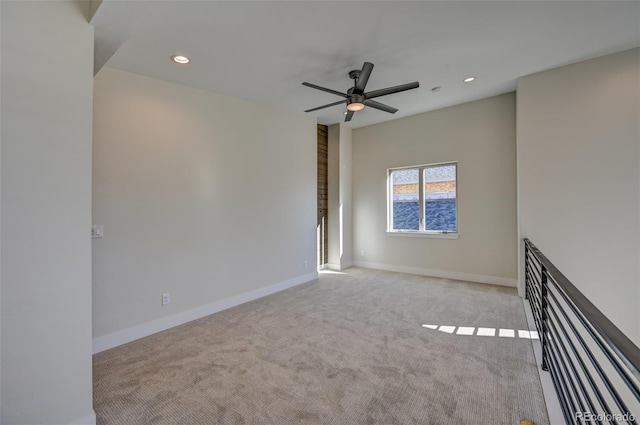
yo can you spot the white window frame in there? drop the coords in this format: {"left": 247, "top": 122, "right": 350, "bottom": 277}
{"left": 387, "top": 161, "right": 459, "bottom": 239}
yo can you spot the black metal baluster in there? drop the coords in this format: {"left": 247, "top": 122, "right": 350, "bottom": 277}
{"left": 541, "top": 264, "right": 549, "bottom": 372}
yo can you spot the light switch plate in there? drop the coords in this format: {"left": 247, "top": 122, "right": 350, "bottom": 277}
{"left": 92, "top": 225, "right": 103, "bottom": 238}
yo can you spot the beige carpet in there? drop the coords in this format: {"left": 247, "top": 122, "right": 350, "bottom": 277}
{"left": 93, "top": 268, "right": 549, "bottom": 424}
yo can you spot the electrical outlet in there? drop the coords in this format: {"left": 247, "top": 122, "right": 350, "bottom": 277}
{"left": 91, "top": 225, "right": 104, "bottom": 238}
{"left": 162, "top": 293, "right": 171, "bottom": 305}
{"left": 361, "top": 249, "right": 365, "bottom": 257}
{"left": 303, "top": 260, "right": 308, "bottom": 269}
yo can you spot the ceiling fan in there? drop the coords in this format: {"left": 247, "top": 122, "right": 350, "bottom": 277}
{"left": 302, "top": 62, "right": 419, "bottom": 122}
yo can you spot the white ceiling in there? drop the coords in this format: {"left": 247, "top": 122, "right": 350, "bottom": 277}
{"left": 92, "top": 1, "right": 640, "bottom": 128}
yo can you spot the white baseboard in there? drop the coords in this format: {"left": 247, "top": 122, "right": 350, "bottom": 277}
{"left": 72, "top": 412, "right": 96, "bottom": 425}
{"left": 325, "top": 261, "right": 354, "bottom": 271}
{"left": 352, "top": 261, "right": 517, "bottom": 287}
{"left": 93, "top": 272, "right": 318, "bottom": 354}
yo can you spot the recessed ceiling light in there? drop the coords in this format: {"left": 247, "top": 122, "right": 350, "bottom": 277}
{"left": 171, "top": 55, "right": 190, "bottom": 65}
{"left": 463, "top": 76, "right": 476, "bottom": 83}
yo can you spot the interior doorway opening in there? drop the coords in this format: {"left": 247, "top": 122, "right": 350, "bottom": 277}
{"left": 317, "top": 124, "right": 328, "bottom": 269}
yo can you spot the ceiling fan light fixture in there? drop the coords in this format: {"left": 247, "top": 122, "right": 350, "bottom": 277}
{"left": 347, "top": 96, "right": 366, "bottom": 112}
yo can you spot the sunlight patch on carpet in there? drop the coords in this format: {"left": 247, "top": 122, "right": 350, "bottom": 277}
{"left": 421, "top": 324, "right": 539, "bottom": 340}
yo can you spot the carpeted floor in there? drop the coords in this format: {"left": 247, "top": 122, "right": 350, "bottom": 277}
{"left": 93, "top": 268, "right": 549, "bottom": 425}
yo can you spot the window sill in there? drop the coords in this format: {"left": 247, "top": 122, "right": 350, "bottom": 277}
{"left": 386, "top": 231, "right": 459, "bottom": 239}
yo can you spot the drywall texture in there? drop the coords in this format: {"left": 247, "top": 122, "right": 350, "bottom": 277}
{"left": 92, "top": 68, "right": 317, "bottom": 339}
{"left": 352, "top": 93, "right": 518, "bottom": 284}
{"left": 339, "top": 125, "right": 353, "bottom": 268}
{"left": 327, "top": 124, "right": 353, "bottom": 269}
{"left": 517, "top": 48, "right": 640, "bottom": 346}
{"left": 0, "top": 1, "right": 3, "bottom": 420}
{"left": 1, "top": 2, "right": 95, "bottom": 424}
{"left": 328, "top": 125, "right": 340, "bottom": 267}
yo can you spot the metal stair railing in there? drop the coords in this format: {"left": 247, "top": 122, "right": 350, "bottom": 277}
{"left": 524, "top": 238, "right": 640, "bottom": 424}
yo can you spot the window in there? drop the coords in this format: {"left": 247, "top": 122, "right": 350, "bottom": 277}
{"left": 388, "top": 162, "right": 457, "bottom": 234}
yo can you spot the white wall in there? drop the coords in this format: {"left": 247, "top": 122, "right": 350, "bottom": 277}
{"left": 328, "top": 125, "right": 340, "bottom": 267}
{"left": 339, "top": 125, "right": 353, "bottom": 268}
{"left": 517, "top": 48, "right": 640, "bottom": 346}
{"left": 352, "top": 93, "right": 518, "bottom": 286}
{"left": 327, "top": 124, "right": 353, "bottom": 269}
{"left": 1, "top": 1, "right": 95, "bottom": 424}
{"left": 0, "top": 2, "right": 2, "bottom": 423}
{"left": 0, "top": 0, "right": 3, "bottom": 420}
{"left": 92, "top": 68, "right": 317, "bottom": 346}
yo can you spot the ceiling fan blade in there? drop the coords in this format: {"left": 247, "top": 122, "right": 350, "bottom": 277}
{"left": 304, "top": 100, "right": 347, "bottom": 113}
{"left": 344, "top": 110, "right": 354, "bottom": 122}
{"left": 355, "top": 62, "right": 374, "bottom": 92}
{"left": 364, "top": 99, "right": 398, "bottom": 114}
{"left": 364, "top": 82, "right": 420, "bottom": 100}
{"left": 302, "top": 82, "right": 347, "bottom": 98}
